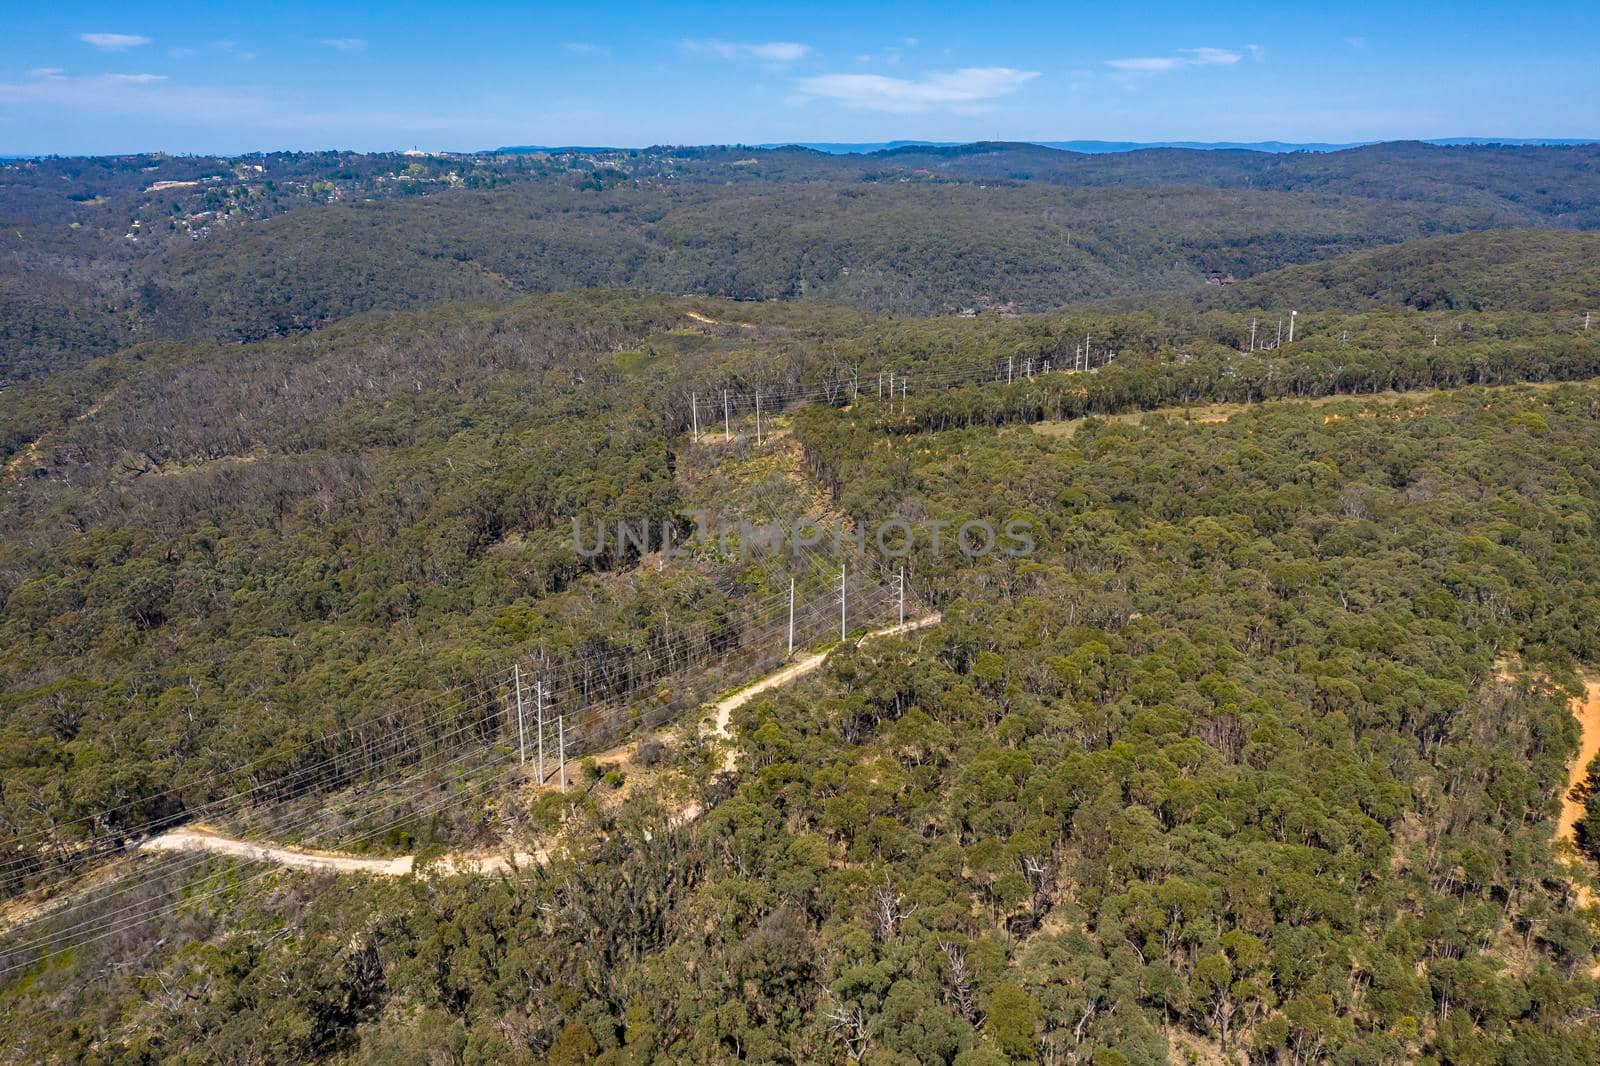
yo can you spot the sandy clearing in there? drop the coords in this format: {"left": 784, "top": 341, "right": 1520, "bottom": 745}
{"left": 1559, "top": 681, "right": 1600, "bottom": 846}
{"left": 1554, "top": 680, "right": 1600, "bottom": 962}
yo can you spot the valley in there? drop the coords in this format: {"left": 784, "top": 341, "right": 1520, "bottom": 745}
{"left": 3, "top": 137, "right": 1600, "bottom": 1063}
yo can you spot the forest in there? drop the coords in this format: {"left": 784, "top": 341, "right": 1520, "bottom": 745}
{"left": 1, "top": 145, "right": 1600, "bottom": 1063}
{"left": 4, "top": 140, "right": 1599, "bottom": 380}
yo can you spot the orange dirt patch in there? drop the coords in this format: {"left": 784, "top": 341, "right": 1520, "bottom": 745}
{"left": 1559, "top": 681, "right": 1600, "bottom": 845}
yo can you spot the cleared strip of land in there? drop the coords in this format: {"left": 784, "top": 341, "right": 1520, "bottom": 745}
{"left": 135, "top": 613, "right": 942, "bottom": 878}
{"left": 1029, "top": 379, "right": 1590, "bottom": 439}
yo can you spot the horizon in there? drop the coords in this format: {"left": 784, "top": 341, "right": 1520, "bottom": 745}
{"left": 6, "top": 136, "right": 1600, "bottom": 162}
{"left": 3, "top": 2, "right": 1598, "bottom": 156}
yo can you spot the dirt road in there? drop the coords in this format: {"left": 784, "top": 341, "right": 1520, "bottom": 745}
{"left": 141, "top": 827, "right": 417, "bottom": 875}
{"left": 136, "top": 613, "right": 941, "bottom": 876}
{"left": 708, "top": 613, "right": 940, "bottom": 771}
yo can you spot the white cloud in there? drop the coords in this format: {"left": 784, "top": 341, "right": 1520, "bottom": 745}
{"left": 854, "top": 44, "right": 910, "bottom": 67}
{"left": 29, "top": 67, "right": 64, "bottom": 78}
{"left": 80, "top": 33, "right": 150, "bottom": 52}
{"left": 0, "top": 72, "right": 260, "bottom": 123}
{"left": 681, "top": 39, "right": 811, "bottom": 63}
{"left": 794, "top": 67, "right": 1038, "bottom": 113}
{"left": 1106, "top": 46, "right": 1260, "bottom": 74}
{"left": 0, "top": 72, "right": 514, "bottom": 145}
{"left": 749, "top": 42, "right": 809, "bottom": 62}
{"left": 1180, "top": 47, "right": 1242, "bottom": 65}
{"left": 1105, "top": 57, "right": 1184, "bottom": 72}
{"left": 320, "top": 38, "right": 368, "bottom": 52}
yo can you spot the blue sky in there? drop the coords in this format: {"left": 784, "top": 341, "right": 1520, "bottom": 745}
{"left": 3, "top": 1, "right": 1597, "bottom": 155}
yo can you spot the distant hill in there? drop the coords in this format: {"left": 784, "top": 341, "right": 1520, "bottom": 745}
{"left": 872, "top": 141, "right": 1600, "bottom": 222}
{"left": 760, "top": 140, "right": 959, "bottom": 154}
{"left": 706, "top": 138, "right": 1598, "bottom": 156}
{"left": 490, "top": 145, "right": 628, "bottom": 154}
{"left": 6, "top": 140, "right": 1600, "bottom": 379}
{"left": 1178, "top": 228, "right": 1600, "bottom": 313}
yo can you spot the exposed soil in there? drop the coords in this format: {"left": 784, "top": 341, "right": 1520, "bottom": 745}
{"left": 1559, "top": 681, "right": 1600, "bottom": 846}
{"left": 131, "top": 614, "right": 942, "bottom": 878}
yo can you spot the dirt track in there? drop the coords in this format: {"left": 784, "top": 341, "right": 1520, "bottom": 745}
{"left": 140, "top": 828, "right": 418, "bottom": 876}
{"left": 708, "top": 613, "right": 940, "bottom": 771}
{"left": 136, "top": 614, "right": 941, "bottom": 877}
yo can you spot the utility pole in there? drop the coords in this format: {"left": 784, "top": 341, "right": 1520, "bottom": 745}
{"left": 558, "top": 715, "right": 566, "bottom": 792}
{"left": 1288, "top": 310, "right": 1297, "bottom": 344}
{"left": 840, "top": 563, "right": 847, "bottom": 641}
{"left": 691, "top": 393, "right": 700, "bottom": 441}
{"left": 513, "top": 665, "right": 527, "bottom": 766}
{"left": 536, "top": 680, "right": 545, "bottom": 783}
{"left": 723, "top": 390, "right": 731, "bottom": 442}
{"left": 787, "top": 576, "right": 796, "bottom": 656}
{"left": 898, "top": 566, "right": 905, "bottom": 626}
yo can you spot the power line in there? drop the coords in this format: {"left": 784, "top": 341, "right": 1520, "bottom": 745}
{"left": 1, "top": 574, "right": 901, "bottom": 956}
{"left": 2, "top": 354, "right": 1002, "bottom": 929}
{"left": 1, "top": 582, "right": 910, "bottom": 974}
